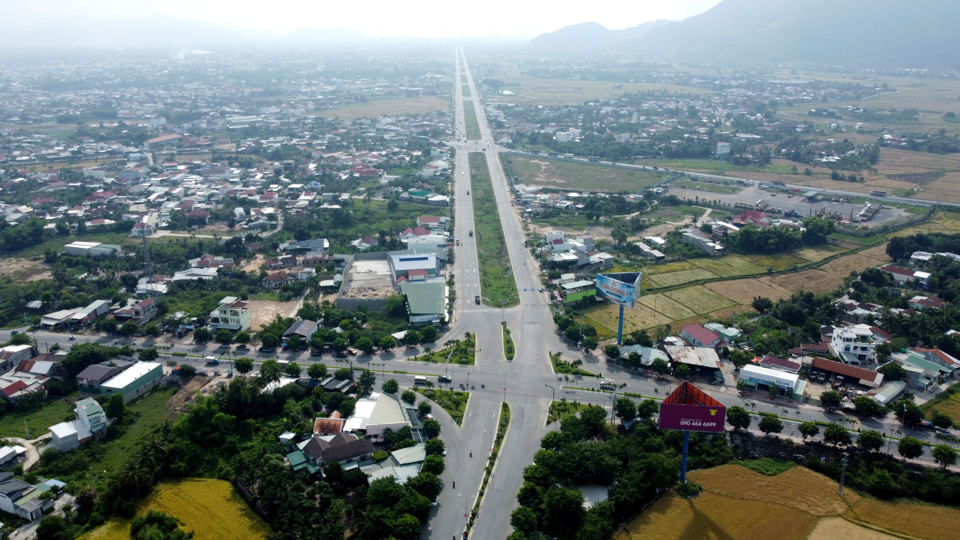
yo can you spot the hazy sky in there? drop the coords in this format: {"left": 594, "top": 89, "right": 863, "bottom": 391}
{"left": 6, "top": 0, "right": 723, "bottom": 38}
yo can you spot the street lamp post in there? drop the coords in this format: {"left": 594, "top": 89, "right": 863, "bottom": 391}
{"left": 838, "top": 452, "right": 849, "bottom": 497}
{"left": 545, "top": 383, "right": 555, "bottom": 402}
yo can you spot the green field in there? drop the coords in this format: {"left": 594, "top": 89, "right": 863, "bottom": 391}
{"left": 663, "top": 287, "right": 737, "bottom": 315}
{"left": 673, "top": 178, "right": 744, "bottom": 194}
{"left": 644, "top": 267, "right": 716, "bottom": 288}
{"left": 470, "top": 153, "right": 519, "bottom": 306}
{"left": 416, "top": 388, "right": 469, "bottom": 425}
{"left": 503, "top": 155, "right": 666, "bottom": 192}
{"left": 0, "top": 398, "right": 73, "bottom": 439}
{"left": 312, "top": 96, "right": 447, "bottom": 121}
{"left": 463, "top": 101, "right": 481, "bottom": 140}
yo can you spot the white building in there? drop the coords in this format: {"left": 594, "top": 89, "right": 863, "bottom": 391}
{"left": 829, "top": 324, "right": 877, "bottom": 365}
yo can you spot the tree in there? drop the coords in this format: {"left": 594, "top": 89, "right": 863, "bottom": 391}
{"left": 401, "top": 390, "right": 416, "bottom": 404}
{"left": 604, "top": 344, "right": 620, "bottom": 359}
{"left": 614, "top": 397, "right": 636, "bottom": 423}
{"left": 823, "top": 423, "right": 851, "bottom": 446}
{"left": 356, "top": 336, "right": 375, "bottom": 354}
{"left": 234, "top": 330, "right": 251, "bottom": 345}
{"left": 258, "top": 359, "right": 281, "bottom": 386}
{"left": 511, "top": 505, "right": 539, "bottom": 534}
{"left": 381, "top": 378, "right": 399, "bottom": 394}
{"left": 651, "top": 358, "right": 670, "bottom": 378}
{"left": 852, "top": 396, "right": 886, "bottom": 418}
{"left": 893, "top": 399, "right": 924, "bottom": 427}
{"left": 799, "top": 421, "right": 819, "bottom": 440}
{"left": 611, "top": 227, "right": 628, "bottom": 245}
{"left": 307, "top": 363, "right": 328, "bottom": 380}
{"left": 358, "top": 369, "right": 376, "bottom": 393}
{"left": 898, "top": 436, "right": 924, "bottom": 460}
{"left": 932, "top": 444, "right": 957, "bottom": 471}
{"left": 259, "top": 332, "right": 280, "bottom": 349}
{"left": 234, "top": 357, "right": 254, "bottom": 376}
{"left": 727, "top": 349, "right": 752, "bottom": 369}
{"left": 283, "top": 362, "right": 301, "bottom": 378}
{"left": 674, "top": 363, "right": 690, "bottom": 380}
{"left": 877, "top": 362, "right": 907, "bottom": 382}
{"left": 215, "top": 329, "right": 234, "bottom": 346}
{"left": 421, "top": 454, "right": 444, "bottom": 475}
{"left": 379, "top": 335, "right": 397, "bottom": 351}
{"left": 119, "top": 321, "right": 138, "bottom": 336}
{"left": 418, "top": 401, "right": 432, "bottom": 417}
{"left": 339, "top": 398, "right": 356, "bottom": 417}
{"left": 727, "top": 406, "right": 751, "bottom": 431}
{"left": 758, "top": 414, "right": 783, "bottom": 436}
{"left": 931, "top": 411, "right": 953, "bottom": 429}
{"left": 105, "top": 392, "right": 126, "bottom": 422}
{"left": 422, "top": 418, "right": 441, "bottom": 438}
{"left": 35, "top": 515, "right": 73, "bottom": 540}
{"left": 752, "top": 296, "right": 773, "bottom": 313}
{"left": 637, "top": 399, "right": 659, "bottom": 419}
{"left": 424, "top": 438, "right": 445, "bottom": 456}
{"left": 193, "top": 327, "right": 210, "bottom": 342}
{"left": 857, "top": 429, "right": 885, "bottom": 453}
{"left": 139, "top": 347, "right": 159, "bottom": 362}
{"left": 820, "top": 390, "right": 842, "bottom": 411}
{"left": 406, "top": 471, "right": 441, "bottom": 501}
{"left": 541, "top": 486, "right": 584, "bottom": 538}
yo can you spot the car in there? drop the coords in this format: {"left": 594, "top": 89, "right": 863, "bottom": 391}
{"left": 204, "top": 356, "right": 220, "bottom": 366}
{"left": 468, "top": 230, "right": 473, "bottom": 237}
{"left": 439, "top": 375, "right": 452, "bottom": 383}
{"left": 466, "top": 190, "right": 469, "bottom": 195}
{"left": 539, "top": 287, "right": 545, "bottom": 293}
{"left": 235, "top": 344, "right": 248, "bottom": 352}
{"left": 475, "top": 295, "right": 481, "bottom": 305}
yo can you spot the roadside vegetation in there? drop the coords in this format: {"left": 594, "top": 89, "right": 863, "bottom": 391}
{"left": 467, "top": 403, "right": 510, "bottom": 534}
{"left": 470, "top": 152, "right": 519, "bottom": 306}
{"left": 463, "top": 102, "right": 481, "bottom": 140}
{"left": 502, "top": 322, "right": 515, "bottom": 360}
{"left": 549, "top": 351, "right": 597, "bottom": 378}
{"left": 546, "top": 400, "right": 591, "bottom": 425}
{"left": 409, "top": 332, "right": 475, "bottom": 365}
{"left": 416, "top": 388, "right": 469, "bottom": 425}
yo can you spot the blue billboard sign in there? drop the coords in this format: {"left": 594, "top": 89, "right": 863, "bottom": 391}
{"left": 596, "top": 272, "right": 641, "bottom": 308}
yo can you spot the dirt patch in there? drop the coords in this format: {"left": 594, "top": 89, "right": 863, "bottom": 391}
{"left": 807, "top": 517, "right": 897, "bottom": 540}
{"left": 247, "top": 299, "right": 300, "bottom": 331}
{"left": 241, "top": 254, "right": 265, "bottom": 273}
{"left": 0, "top": 258, "right": 52, "bottom": 282}
{"left": 166, "top": 376, "right": 210, "bottom": 413}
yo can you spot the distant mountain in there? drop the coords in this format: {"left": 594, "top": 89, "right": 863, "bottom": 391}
{"left": 529, "top": 0, "right": 960, "bottom": 68}
{"left": 526, "top": 20, "right": 670, "bottom": 55}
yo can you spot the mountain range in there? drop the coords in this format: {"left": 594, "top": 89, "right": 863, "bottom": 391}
{"left": 528, "top": 0, "right": 960, "bottom": 69}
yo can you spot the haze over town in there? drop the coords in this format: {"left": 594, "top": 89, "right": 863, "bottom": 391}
{"left": 1, "top": 0, "right": 722, "bottom": 44}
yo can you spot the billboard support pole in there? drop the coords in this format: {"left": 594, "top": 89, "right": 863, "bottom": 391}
{"left": 680, "top": 430, "right": 690, "bottom": 483}
{"left": 617, "top": 304, "right": 625, "bottom": 345}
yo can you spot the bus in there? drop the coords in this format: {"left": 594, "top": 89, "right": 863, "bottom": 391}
{"left": 414, "top": 376, "right": 429, "bottom": 386}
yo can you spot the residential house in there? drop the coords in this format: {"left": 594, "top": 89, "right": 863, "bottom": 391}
{"left": 76, "top": 363, "right": 127, "bottom": 395}
{"left": 262, "top": 271, "right": 294, "bottom": 289}
{"left": 828, "top": 324, "right": 877, "bottom": 366}
{"left": 208, "top": 296, "right": 251, "bottom": 332}
{"left": 189, "top": 253, "right": 235, "bottom": 269}
{"left": 879, "top": 264, "right": 930, "bottom": 287}
{"left": 301, "top": 432, "right": 374, "bottom": 466}
{"left": 912, "top": 347, "right": 960, "bottom": 379}
{"left": 808, "top": 357, "right": 883, "bottom": 388}
{"left": 0, "top": 371, "right": 48, "bottom": 403}
{"left": 680, "top": 324, "right": 722, "bottom": 349}
{"left": 100, "top": 361, "right": 163, "bottom": 403}
{"left": 48, "top": 397, "right": 109, "bottom": 452}
{"left": 0, "top": 345, "right": 35, "bottom": 372}
{"left": 908, "top": 295, "right": 945, "bottom": 311}
{"left": 283, "top": 319, "right": 318, "bottom": 348}
{"left": 0, "top": 473, "right": 49, "bottom": 521}
{"left": 113, "top": 298, "right": 157, "bottom": 325}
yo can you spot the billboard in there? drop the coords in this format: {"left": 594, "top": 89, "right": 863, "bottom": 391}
{"left": 658, "top": 403, "right": 726, "bottom": 433}
{"left": 658, "top": 381, "right": 726, "bottom": 433}
{"left": 596, "top": 272, "right": 642, "bottom": 308}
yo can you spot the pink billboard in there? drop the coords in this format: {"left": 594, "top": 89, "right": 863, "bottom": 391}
{"left": 658, "top": 403, "right": 726, "bottom": 432}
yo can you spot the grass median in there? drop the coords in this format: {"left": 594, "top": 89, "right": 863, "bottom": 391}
{"left": 470, "top": 152, "right": 519, "bottom": 307}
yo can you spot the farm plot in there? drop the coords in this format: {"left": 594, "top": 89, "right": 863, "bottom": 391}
{"left": 794, "top": 244, "right": 847, "bottom": 262}
{"left": 690, "top": 255, "right": 766, "bottom": 277}
{"left": 637, "top": 293, "right": 697, "bottom": 320}
{"left": 644, "top": 267, "right": 717, "bottom": 289}
{"left": 769, "top": 269, "right": 845, "bottom": 295}
{"left": 843, "top": 498, "right": 960, "bottom": 540}
{"left": 502, "top": 155, "right": 665, "bottom": 192}
{"left": 819, "top": 245, "right": 889, "bottom": 277}
{"left": 891, "top": 210, "right": 960, "bottom": 236}
{"left": 616, "top": 463, "right": 960, "bottom": 540}
{"left": 705, "top": 278, "right": 794, "bottom": 305}
{"left": 663, "top": 286, "right": 736, "bottom": 316}
{"left": 81, "top": 479, "right": 271, "bottom": 540}
{"left": 584, "top": 302, "right": 673, "bottom": 336}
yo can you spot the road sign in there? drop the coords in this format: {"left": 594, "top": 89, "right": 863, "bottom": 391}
{"left": 658, "top": 381, "right": 726, "bottom": 433}
{"left": 596, "top": 272, "right": 641, "bottom": 308}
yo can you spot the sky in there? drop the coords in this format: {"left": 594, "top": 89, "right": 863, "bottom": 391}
{"left": 5, "top": 0, "right": 723, "bottom": 38}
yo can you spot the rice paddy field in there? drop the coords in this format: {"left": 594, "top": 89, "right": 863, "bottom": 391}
{"left": 80, "top": 479, "right": 272, "bottom": 540}
{"left": 616, "top": 464, "right": 960, "bottom": 540}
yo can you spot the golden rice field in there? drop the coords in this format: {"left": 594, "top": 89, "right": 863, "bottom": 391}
{"left": 616, "top": 464, "right": 960, "bottom": 540}
{"left": 663, "top": 287, "right": 737, "bottom": 316}
{"left": 705, "top": 278, "right": 794, "bottom": 304}
{"left": 80, "top": 479, "right": 271, "bottom": 540}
